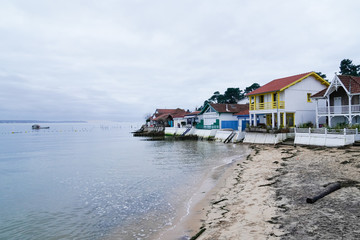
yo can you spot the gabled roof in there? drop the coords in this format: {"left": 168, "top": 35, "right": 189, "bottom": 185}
{"left": 234, "top": 109, "right": 249, "bottom": 116}
{"left": 156, "top": 109, "right": 179, "bottom": 114}
{"left": 311, "top": 88, "right": 327, "bottom": 98}
{"left": 311, "top": 75, "right": 360, "bottom": 98}
{"left": 247, "top": 72, "right": 329, "bottom": 96}
{"left": 338, "top": 75, "right": 360, "bottom": 94}
{"left": 150, "top": 108, "right": 187, "bottom": 120}
{"left": 184, "top": 111, "right": 201, "bottom": 116}
{"left": 200, "top": 103, "right": 249, "bottom": 114}
{"left": 153, "top": 113, "right": 171, "bottom": 121}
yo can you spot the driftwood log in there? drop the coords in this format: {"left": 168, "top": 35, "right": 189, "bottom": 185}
{"left": 306, "top": 182, "right": 341, "bottom": 204}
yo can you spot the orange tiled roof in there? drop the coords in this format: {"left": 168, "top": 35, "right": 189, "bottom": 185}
{"left": 247, "top": 72, "right": 315, "bottom": 96}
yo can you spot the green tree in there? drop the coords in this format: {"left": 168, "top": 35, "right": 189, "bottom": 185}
{"left": 208, "top": 88, "right": 242, "bottom": 104}
{"left": 208, "top": 91, "right": 221, "bottom": 103}
{"left": 200, "top": 83, "right": 261, "bottom": 109}
{"left": 244, "top": 83, "right": 260, "bottom": 94}
{"left": 339, "top": 59, "right": 360, "bottom": 76}
{"left": 223, "top": 88, "right": 243, "bottom": 103}
{"left": 315, "top": 72, "right": 327, "bottom": 80}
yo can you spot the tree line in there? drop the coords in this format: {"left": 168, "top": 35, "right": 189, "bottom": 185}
{"left": 339, "top": 59, "right": 360, "bottom": 76}
{"left": 198, "top": 83, "right": 260, "bottom": 110}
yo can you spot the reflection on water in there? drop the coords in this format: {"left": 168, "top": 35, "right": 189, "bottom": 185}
{"left": 0, "top": 123, "right": 248, "bottom": 239}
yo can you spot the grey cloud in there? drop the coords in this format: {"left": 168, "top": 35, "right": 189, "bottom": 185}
{"left": 1, "top": 0, "right": 360, "bottom": 121}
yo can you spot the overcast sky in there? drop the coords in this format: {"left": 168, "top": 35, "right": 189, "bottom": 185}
{"left": 1, "top": 0, "right": 360, "bottom": 121}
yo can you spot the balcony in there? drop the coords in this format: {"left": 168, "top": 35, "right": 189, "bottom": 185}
{"left": 250, "top": 101, "right": 285, "bottom": 111}
{"left": 318, "top": 104, "right": 360, "bottom": 115}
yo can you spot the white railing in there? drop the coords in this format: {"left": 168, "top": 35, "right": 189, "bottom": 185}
{"left": 318, "top": 104, "right": 360, "bottom": 114}
{"left": 295, "top": 127, "right": 359, "bottom": 136}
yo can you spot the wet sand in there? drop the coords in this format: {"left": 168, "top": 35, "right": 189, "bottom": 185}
{"left": 182, "top": 144, "right": 360, "bottom": 240}
{"left": 156, "top": 147, "right": 252, "bottom": 240}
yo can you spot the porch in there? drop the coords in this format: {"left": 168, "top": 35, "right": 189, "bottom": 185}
{"left": 250, "top": 101, "right": 285, "bottom": 110}
{"left": 318, "top": 104, "right": 360, "bottom": 115}
{"left": 249, "top": 111, "right": 295, "bottom": 128}
{"left": 316, "top": 104, "right": 360, "bottom": 128}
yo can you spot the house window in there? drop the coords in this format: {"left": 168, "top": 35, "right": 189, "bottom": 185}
{"left": 307, "top": 93, "right": 312, "bottom": 102}
{"left": 205, "top": 106, "right": 216, "bottom": 113}
{"left": 273, "top": 93, "right": 277, "bottom": 102}
{"left": 259, "top": 95, "right": 264, "bottom": 109}
{"left": 259, "top": 95, "right": 264, "bottom": 103}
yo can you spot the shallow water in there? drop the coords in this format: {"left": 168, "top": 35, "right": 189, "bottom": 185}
{"left": 0, "top": 122, "right": 248, "bottom": 240}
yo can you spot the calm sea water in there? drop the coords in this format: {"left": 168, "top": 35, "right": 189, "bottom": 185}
{"left": 0, "top": 122, "right": 248, "bottom": 240}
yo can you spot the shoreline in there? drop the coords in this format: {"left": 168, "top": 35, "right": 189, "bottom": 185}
{"left": 156, "top": 145, "right": 252, "bottom": 240}
{"left": 178, "top": 144, "right": 360, "bottom": 240}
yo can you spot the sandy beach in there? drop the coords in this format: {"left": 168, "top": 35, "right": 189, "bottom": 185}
{"left": 181, "top": 144, "right": 360, "bottom": 240}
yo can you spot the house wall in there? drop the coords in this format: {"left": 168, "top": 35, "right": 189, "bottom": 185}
{"left": 173, "top": 118, "right": 186, "bottom": 127}
{"left": 219, "top": 113, "right": 238, "bottom": 121}
{"left": 352, "top": 95, "right": 360, "bottom": 105}
{"left": 237, "top": 115, "right": 249, "bottom": 132}
{"left": 353, "top": 116, "right": 360, "bottom": 124}
{"left": 202, "top": 112, "right": 219, "bottom": 125}
{"left": 331, "top": 116, "right": 347, "bottom": 126}
{"left": 331, "top": 116, "right": 360, "bottom": 126}
{"left": 284, "top": 76, "right": 328, "bottom": 126}
{"left": 219, "top": 113, "right": 238, "bottom": 129}
{"left": 329, "top": 87, "right": 349, "bottom": 105}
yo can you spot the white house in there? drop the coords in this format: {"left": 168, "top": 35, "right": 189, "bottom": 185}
{"left": 183, "top": 111, "right": 200, "bottom": 127}
{"left": 247, "top": 72, "right": 329, "bottom": 128}
{"left": 197, "top": 103, "right": 249, "bottom": 130}
{"left": 311, "top": 74, "right": 360, "bottom": 128}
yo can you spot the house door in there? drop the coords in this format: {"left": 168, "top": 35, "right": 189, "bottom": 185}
{"left": 334, "top": 97, "right": 342, "bottom": 114}
{"left": 266, "top": 114, "right": 272, "bottom": 126}
{"left": 221, "top": 121, "right": 238, "bottom": 130}
{"left": 286, "top": 113, "right": 295, "bottom": 127}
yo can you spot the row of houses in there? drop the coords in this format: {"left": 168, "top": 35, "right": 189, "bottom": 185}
{"left": 147, "top": 72, "right": 360, "bottom": 131}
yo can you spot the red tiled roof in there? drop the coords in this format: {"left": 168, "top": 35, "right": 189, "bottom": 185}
{"left": 171, "top": 109, "right": 188, "bottom": 118}
{"left": 210, "top": 103, "right": 249, "bottom": 113}
{"left": 311, "top": 88, "right": 327, "bottom": 98}
{"left": 185, "top": 111, "right": 201, "bottom": 116}
{"left": 311, "top": 75, "right": 360, "bottom": 98}
{"left": 247, "top": 72, "right": 314, "bottom": 96}
{"left": 156, "top": 109, "right": 179, "bottom": 114}
{"left": 151, "top": 108, "right": 188, "bottom": 120}
{"left": 234, "top": 109, "right": 249, "bottom": 116}
{"left": 153, "top": 113, "right": 171, "bottom": 121}
{"left": 339, "top": 75, "right": 360, "bottom": 94}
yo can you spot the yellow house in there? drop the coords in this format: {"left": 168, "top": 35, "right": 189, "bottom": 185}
{"left": 247, "top": 72, "right": 329, "bottom": 128}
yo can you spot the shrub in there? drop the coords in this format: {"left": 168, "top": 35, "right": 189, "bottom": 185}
{"left": 334, "top": 122, "right": 348, "bottom": 129}
{"left": 298, "top": 121, "right": 314, "bottom": 128}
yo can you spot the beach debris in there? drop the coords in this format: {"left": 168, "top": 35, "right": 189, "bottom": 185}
{"left": 306, "top": 182, "right": 341, "bottom": 204}
{"left": 212, "top": 198, "right": 228, "bottom": 205}
{"left": 32, "top": 124, "right": 50, "bottom": 129}
{"left": 190, "top": 227, "right": 206, "bottom": 240}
